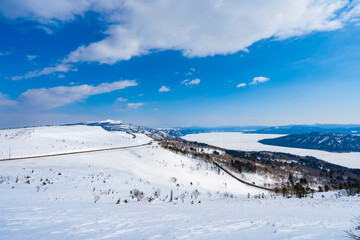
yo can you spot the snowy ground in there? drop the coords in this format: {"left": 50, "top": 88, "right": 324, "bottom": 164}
{"left": 184, "top": 132, "right": 360, "bottom": 169}
{"left": 0, "top": 126, "right": 359, "bottom": 239}
{"left": 1, "top": 192, "right": 359, "bottom": 240}
{"left": 0, "top": 125, "right": 149, "bottom": 159}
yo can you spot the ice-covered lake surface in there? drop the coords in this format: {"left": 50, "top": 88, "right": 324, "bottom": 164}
{"left": 184, "top": 132, "right": 360, "bottom": 169}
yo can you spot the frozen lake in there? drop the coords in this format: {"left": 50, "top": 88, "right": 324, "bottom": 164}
{"left": 184, "top": 132, "right": 360, "bottom": 169}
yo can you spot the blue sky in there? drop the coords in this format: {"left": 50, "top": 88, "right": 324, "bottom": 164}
{"left": 0, "top": 0, "right": 360, "bottom": 128}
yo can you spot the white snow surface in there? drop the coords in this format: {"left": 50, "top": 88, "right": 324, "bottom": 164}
{"left": 0, "top": 125, "right": 149, "bottom": 159}
{"left": 0, "top": 126, "right": 359, "bottom": 239}
{"left": 184, "top": 132, "right": 360, "bottom": 169}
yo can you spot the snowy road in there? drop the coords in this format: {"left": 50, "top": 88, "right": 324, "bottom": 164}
{"left": 0, "top": 142, "right": 152, "bottom": 162}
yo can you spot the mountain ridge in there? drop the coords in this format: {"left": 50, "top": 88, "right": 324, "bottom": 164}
{"left": 259, "top": 132, "right": 360, "bottom": 153}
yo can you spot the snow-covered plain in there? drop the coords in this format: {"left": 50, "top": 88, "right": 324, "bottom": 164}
{"left": 184, "top": 132, "right": 360, "bottom": 169}
{"left": 0, "top": 126, "right": 359, "bottom": 239}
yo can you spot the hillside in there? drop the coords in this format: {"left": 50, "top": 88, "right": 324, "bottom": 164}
{"left": 259, "top": 132, "right": 360, "bottom": 153}
{"left": 68, "top": 120, "right": 197, "bottom": 139}
{"left": 1, "top": 125, "right": 360, "bottom": 239}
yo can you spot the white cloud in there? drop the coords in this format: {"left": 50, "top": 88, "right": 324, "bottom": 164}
{"left": 159, "top": 86, "right": 170, "bottom": 92}
{"left": 0, "top": 92, "right": 17, "bottom": 107}
{"left": 237, "top": 83, "right": 247, "bottom": 88}
{"left": 63, "top": 0, "right": 358, "bottom": 64}
{"left": 26, "top": 55, "right": 37, "bottom": 61}
{"left": 181, "top": 78, "right": 201, "bottom": 86}
{"left": 57, "top": 74, "right": 65, "bottom": 78}
{"left": 19, "top": 80, "right": 138, "bottom": 109}
{"left": 11, "top": 63, "right": 74, "bottom": 80}
{"left": 118, "top": 102, "right": 145, "bottom": 111}
{"left": 2, "top": 0, "right": 359, "bottom": 66}
{"left": 126, "top": 102, "right": 145, "bottom": 110}
{"left": 186, "top": 68, "right": 196, "bottom": 76}
{"left": 249, "top": 76, "right": 270, "bottom": 85}
{"left": 116, "top": 97, "right": 128, "bottom": 102}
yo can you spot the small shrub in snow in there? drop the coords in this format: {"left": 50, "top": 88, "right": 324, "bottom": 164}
{"left": 191, "top": 189, "right": 200, "bottom": 199}
{"left": 93, "top": 194, "right": 100, "bottom": 203}
{"left": 170, "top": 177, "right": 177, "bottom": 183}
{"left": 179, "top": 193, "right": 186, "bottom": 203}
{"left": 154, "top": 189, "right": 161, "bottom": 198}
{"left": 130, "top": 189, "right": 144, "bottom": 201}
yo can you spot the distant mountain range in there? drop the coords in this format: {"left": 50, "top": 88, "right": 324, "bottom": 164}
{"left": 67, "top": 120, "right": 196, "bottom": 139}
{"left": 259, "top": 132, "right": 360, "bottom": 153}
{"left": 66, "top": 121, "right": 360, "bottom": 140}
{"left": 244, "top": 124, "right": 360, "bottom": 134}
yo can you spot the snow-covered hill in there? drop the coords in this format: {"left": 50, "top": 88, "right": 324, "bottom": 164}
{"left": 259, "top": 132, "right": 360, "bottom": 153}
{"left": 69, "top": 119, "right": 194, "bottom": 139}
{"left": 0, "top": 125, "right": 267, "bottom": 204}
{"left": 1, "top": 125, "right": 359, "bottom": 239}
{"left": 0, "top": 125, "right": 149, "bottom": 159}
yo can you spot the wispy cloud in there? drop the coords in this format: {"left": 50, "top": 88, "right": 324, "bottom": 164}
{"left": 126, "top": 102, "right": 145, "bottom": 109}
{"left": 236, "top": 83, "right": 246, "bottom": 88}
{"left": 116, "top": 97, "right": 128, "bottom": 102}
{"left": 26, "top": 55, "right": 37, "bottom": 61}
{"left": 159, "top": 86, "right": 170, "bottom": 92}
{"left": 181, "top": 78, "right": 200, "bottom": 86}
{"left": 11, "top": 63, "right": 75, "bottom": 80}
{"left": 118, "top": 102, "right": 145, "bottom": 111}
{"left": 18, "top": 80, "right": 138, "bottom": 109}
{"left": 249, "top": 77, "right": 270, "bottom": 85}
{"left": 186, "top": 67, "right": 196, "bottom": 76}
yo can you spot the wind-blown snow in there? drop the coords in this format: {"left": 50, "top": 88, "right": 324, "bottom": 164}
{"left": 184, "top": 132, "right": 360, "bottom": 169}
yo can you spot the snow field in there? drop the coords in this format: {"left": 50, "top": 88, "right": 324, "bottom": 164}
{"left": 0, "top": 125, "right": 149, "bottom": 159}
{"left": 1, "top": 126, "right": 360, "bottom": 239}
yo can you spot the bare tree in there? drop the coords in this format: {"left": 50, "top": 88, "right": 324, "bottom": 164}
{"left": 346, "top": 216, "right": 360, "bottom": 240}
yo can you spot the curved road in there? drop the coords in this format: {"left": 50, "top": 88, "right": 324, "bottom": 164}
{"left": 0, "top": 142, "right": 152, "bottom": 162}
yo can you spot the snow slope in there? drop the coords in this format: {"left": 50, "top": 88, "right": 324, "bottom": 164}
{"left": 1, "top": 191, "right": 359, "bottom": 240}
{"left": 0, "top": 125, "right": 149, "bottom": 159}
{"left": 184, "top": 132, "right": 360, "bottom": 169}
{"left": 1, "top": 126, "right": 359, "bottom": 239}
